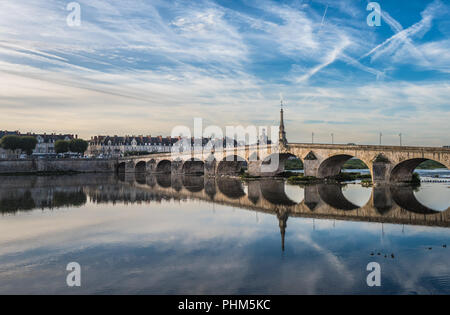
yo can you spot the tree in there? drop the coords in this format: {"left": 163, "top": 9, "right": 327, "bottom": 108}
{"left": 20, "top": 136, "right": 38, "bottom": 155}
{"left": 69, "top": 139, "right": 88, "bottom": 155}
{"left": 55, "top": 140, "right": 70, "bottom": 154}
{"left": 0, "top": 135, "right": 22, "bottom": 151}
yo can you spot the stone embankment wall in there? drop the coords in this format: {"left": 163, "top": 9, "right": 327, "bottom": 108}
{"left": 0, "top": 159, "right": 116, "bottom": 174}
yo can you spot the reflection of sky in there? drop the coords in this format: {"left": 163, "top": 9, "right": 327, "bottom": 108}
{"left": 284, "top": 183, "right": 374, "bottom": 208}
{"left": 0, "top": 198, "right": 449, "bottom": 294}
{"left": 341, "top": 184, "right": 372, "bottom": 208}
{"left": 284, "top": 184, "right": 305, "bottom": 204}
{"left": 414, "top": 183, "right": 450, "bottom": 211}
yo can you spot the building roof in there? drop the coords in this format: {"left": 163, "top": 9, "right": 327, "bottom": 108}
{"left": 89, "top": 135, "right": 231, "bottom": 146}
{"left": 0, "top": 131, "right": 74, "bottom": 143}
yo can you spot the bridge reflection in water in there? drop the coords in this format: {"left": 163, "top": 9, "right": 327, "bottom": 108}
{"left": 1, "top": 174, "right": 448, "bottom": 251}
{"left": 114, "top": 173, "right": 450, "bottom": 250}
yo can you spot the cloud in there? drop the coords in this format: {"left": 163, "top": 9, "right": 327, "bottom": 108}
{"left": 360, "top": 0, "right": 447, "bottom": 68}
{"left": 0, "top": 0, "right": 447, "bottom": 145}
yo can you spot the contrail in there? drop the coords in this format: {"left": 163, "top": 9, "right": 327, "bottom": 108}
{"left": 320, "top": 5, "right": 328, "bottom": 26}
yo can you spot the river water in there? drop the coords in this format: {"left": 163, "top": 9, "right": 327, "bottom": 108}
{"left": 0, "top": 173, "right": 449, "bottom": 294}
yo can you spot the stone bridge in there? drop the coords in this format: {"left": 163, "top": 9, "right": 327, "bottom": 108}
{"left": 116, "top": 143, "right": 450, "bottom": 184}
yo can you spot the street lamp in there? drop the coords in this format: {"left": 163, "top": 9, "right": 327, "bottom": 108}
{"left": 379, "top": 132, "right": 382, "bottom": 145}
{"left": 312, "top": 132, "right": 314, "bottom": 144}
{"left": 331, "top": 133, "right": 334, "bottom": 144}
{"left": 399, "top": 133, "right": 402, "bottom": 146}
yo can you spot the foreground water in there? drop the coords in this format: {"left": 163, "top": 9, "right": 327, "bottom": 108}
{"left": 0, "top": 173, "right": 449, "bottom": 294}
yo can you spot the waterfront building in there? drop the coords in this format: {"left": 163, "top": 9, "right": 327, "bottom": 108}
{"left": 0, "top": 130, "right": 75, "bottom": 158}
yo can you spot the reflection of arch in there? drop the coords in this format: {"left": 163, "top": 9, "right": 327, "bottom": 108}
{"left": 317, "top": 184, "right": 360, "bottom": 210}
{"left": 117, "top": 162, "right": 126, "bottom": 173}
{"left": 318, "top": 155, "right": 370, "bottom": 179}
{"left": 156, "top": 174, "right": 171, "bottom": 188}
{"left": 217, "top": 155, "right": 247, "bottom": 175}
{"left": 182, "top": 159, "right": 205, "bottom": 175}
{"left": 391, "top": 158, "right": 447, "bottom": 182}
{"left": 135, "top": 161, "right": 146, "bottom": 173}
{"left": 117, "top": 172, "right": 125, "bottom": 182}
{"left": 260, "top": 180, "right": 297, "bottom": 206}
{"left": 182, "top": 175, "right": 204, "bottom": 192}
{"left": 135, "top": 172, "right": 146, "bottom": 184}
{"left": 156, "top": 160, "right": 171, "bottom": 173}
{"left": 217, "top": 177, "right": 246, "bottom": 199}
{"left": 390, "top": 185, "right": 441, "bottom": 214}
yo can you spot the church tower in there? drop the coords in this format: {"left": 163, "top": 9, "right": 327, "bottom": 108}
{"left": 279, "top": 100, "right": 288, "bottom": 146}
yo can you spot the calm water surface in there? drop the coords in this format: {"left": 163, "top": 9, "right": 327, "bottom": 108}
{"left": 0, "top": 173, "right": 449, "bottom": 294}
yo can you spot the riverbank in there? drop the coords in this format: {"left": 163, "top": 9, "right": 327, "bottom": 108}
{"left": 0, "top": 159, "right": 116, "bottom": 175}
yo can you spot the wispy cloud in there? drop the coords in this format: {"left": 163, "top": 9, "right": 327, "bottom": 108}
{"left": 0, "top": 0, "right": 448, "bottom": 145}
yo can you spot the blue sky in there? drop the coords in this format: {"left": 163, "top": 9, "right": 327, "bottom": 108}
{"left": 0, "top": 0, "right": 449, "bottom": 145}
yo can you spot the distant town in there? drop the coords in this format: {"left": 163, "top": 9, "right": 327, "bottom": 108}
{"left": 0, "top": 130, "right": 271, "bottom": 159}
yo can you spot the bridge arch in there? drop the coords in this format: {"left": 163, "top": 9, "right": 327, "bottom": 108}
{"left": 261, "top": 153, "right": 303, "bottom": 175}
{"left": 156, "top": 160, "right": 171, "bottom": 173}
{"left": 390, "top": 158, "right": 448, "bottom": 182}
{"left": 217, "top": 155, "right": 248, "bottom": 175}
{"left": 317, "top": 154, "right": 371, "bottom": 180}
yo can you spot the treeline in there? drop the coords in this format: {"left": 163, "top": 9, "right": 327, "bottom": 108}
{"left": 342, "top": 159, "right": 369, "bottom": 169}
{"left": 54, "top": 139, "right": 88, "bottom": 154}
{"left": 285, "top": 158, "right": 304, "bottom": 170}
{"left": 124, "top": 151, "right": 155, "bottom": 157}
{"left": 0, "top": 135, "right": 89, "bottom": 156}
{"left": 416, "top": 160, "right": 446, "bottom": 169}
{"left": 0, "top": 135, "right": 37, "bottom": 155}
